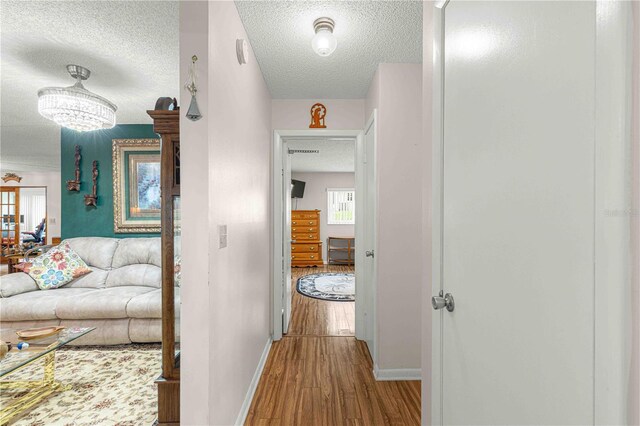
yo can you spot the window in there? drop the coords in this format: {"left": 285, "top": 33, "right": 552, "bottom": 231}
{"left": 327, "top": 188, "right": 355, "bottom": 225}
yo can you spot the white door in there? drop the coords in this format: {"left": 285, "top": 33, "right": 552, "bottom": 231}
{"left": 282, "top": 142, "right": 292, "bottom": 334}
{"left": 356, "top": 111, "right": 378, "bottom": 364}
{"left": 434, "top": 2, "right": 600, "bottom": 424}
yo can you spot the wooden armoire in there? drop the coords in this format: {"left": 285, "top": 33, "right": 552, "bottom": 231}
{"left": 147, "top": 107, "right": 180, "bottom": 425}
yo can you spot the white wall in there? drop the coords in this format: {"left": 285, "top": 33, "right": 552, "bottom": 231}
{"left": 273, "top": 99, "right": 364, "bottom": 130}
{"left": 209, "top": 2, "right": 273, "bottom": 419}
{"left": 0, "top": 171, "right": 61, "bottom": 241}
{"left": 180, "top": 2, "right": 272, "bottom": 425}
{"left": 291, "top": 172, "right": 355, "bottom": 257}
{"left": 179, "top": 1, "right": 210, "bottom": 424}
{"left": 366, "top": 63, "right": 423, "bottom": 373}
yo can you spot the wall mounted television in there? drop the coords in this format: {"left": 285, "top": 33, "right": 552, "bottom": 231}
{"left": 291, "top": 179, "right": 306, "bottom": 199}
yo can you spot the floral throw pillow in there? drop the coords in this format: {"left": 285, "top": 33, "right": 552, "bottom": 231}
{"left": 27, "top": 243, "right": 92, "bottom": 290}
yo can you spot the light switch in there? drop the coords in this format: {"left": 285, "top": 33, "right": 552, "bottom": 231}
{"left": 218, "top": 225, "right": 227, "bottom": 249}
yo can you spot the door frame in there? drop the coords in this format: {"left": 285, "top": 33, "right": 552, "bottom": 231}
{"left": 272, "top": 129, "right": 366, "bottom": 341}
{"left": 358, "top": 111, "right": 378, "bottom": 366}
{"left": 430, "top": 1, "right": 633, "bottom": 424}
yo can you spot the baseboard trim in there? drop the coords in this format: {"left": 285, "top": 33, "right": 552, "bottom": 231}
{"left": 235, "top": 337, "right": 273, "bottom": 425}
{"left": 373, "top": 365, "right": 422, "bottom": 381}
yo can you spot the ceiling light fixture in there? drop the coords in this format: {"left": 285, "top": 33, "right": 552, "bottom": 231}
{"left": 312, "top": 17, "right": 337, "bottom": 57}
{"left": 38, "top": 65, "right": 117, "bottom": 132}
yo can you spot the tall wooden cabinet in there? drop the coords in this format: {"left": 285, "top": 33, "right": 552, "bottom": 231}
{"left": 148, "top": 108, "right": 180, "bottom": 425}
{"left": 291, "top": 210, "right": 323, "bottom": 267}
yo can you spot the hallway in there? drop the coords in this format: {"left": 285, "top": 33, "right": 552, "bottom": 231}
{"left": 245, "top": 266, "right": 421, "bottom": 425}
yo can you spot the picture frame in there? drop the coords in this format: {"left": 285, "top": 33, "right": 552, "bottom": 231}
{"left": 112, "top": 139, "right": 161, "bottom": 233}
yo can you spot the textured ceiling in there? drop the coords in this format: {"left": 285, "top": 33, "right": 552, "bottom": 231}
{"left": 287, "top": 138, "right": 355, "bottom": 172}
{"left": 235, "top": 1, "right": 422, "bottom": 99}
{"left": 0, "top": 1, "right": 179, "bottom": 172}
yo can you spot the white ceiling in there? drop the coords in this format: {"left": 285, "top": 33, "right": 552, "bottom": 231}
{"left": 235, "top": 0, "right": 422, "bottom": 99}
{"left": 0, "top": 1, "right": 179, "bottom": 172}
{"left": 287, "top": 138, "right": 355, "bottom": 172}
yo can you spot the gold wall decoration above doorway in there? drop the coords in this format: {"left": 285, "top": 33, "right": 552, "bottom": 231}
{"left": 1, "top": 173, "right": 22, "bottom": 183}
{"left": 309, "top": 103, "right": 327, "bottom": 128}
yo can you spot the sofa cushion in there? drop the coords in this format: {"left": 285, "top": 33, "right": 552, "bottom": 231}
{"left": 105, "top": 264, "right": 161, "bottom": 289}
{"left": 27, "top": 243, "right": 91, "bottom": 290}
{"left": 55, "top": 286, "right": 156, "bottom": 320}
{"left": 111, "top": 238, "right": 161, "bottom": 269}
{"left": 63, "top": 237, "right": 119, "bottom": 270}
{"left": 0, "top": 273, "right": 38, "bottom": 298}
{"left": 65, "top": 268, "right": 109, "bottom": 289}
{"left": 125, "top": 288, "right": 180, "bottom": 319}
{"left": 0, "top": 288, "right": 98, "bottom": 321}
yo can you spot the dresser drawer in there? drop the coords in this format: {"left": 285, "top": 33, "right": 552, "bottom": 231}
{"left": 291, "top": 243, "right": 319, "bottom": 252}
{"left": 291, "top": 219, "right": 318, "bottom": 227}
{"left": 291, "top": 252, "right": 320, "bottom": 261}
{"left": 291, "top": 226, "right": 318, "bottom": 234}
{"left": 291, "top": 211, "right": 319, "bottom": 220}
{"left": 292, "top": 232, "right": 318, "bottom": 240}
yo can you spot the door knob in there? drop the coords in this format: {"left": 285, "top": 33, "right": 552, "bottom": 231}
{"left": 432, "top": 291, "right": 454, "bottom": 312}
{"left": 365, "top": 250, "right": 374, "bottom": 258}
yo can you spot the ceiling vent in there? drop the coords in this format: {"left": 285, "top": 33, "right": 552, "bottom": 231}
{"left": 288, "top": 149, "right": 320, "bottom": 154}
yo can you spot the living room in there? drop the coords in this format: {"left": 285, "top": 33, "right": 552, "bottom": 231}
{"left": 1, "top": 1, "right": 179, "bottom": 424}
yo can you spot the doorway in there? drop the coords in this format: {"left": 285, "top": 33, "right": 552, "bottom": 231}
{"left": 272, "top": 126, "right": 377, "bottom": 362}
{"left": 287, "top": 138, "right": 356, "bottom": 337}
{"left": 0, "top": 186, "right": 47, "bottom": 267}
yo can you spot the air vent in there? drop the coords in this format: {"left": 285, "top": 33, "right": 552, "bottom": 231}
{"left": 288, "top": 149, "right": 320, "bottom": 154}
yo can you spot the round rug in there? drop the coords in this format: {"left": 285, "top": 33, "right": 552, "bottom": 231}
{"left": 296, "top": 273, "right": 355, "bottom": 301}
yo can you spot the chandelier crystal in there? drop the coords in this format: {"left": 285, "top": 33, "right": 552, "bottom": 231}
{"left": 38, "top": 65, "right": 117, "bottom": 132}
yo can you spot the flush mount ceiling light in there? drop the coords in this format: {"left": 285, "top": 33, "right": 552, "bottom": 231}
{"left": 38, "top": 65, "right": 117, "bottom": 132}
{"left": 312, "top": 17, "right": 337, "bottom": 57}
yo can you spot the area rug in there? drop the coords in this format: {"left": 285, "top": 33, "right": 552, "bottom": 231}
{"left": 0, "top": 344, "right": 161, "bottom": 425}
{"left": 296, "top": 273, "right": 355, "bottom": 301}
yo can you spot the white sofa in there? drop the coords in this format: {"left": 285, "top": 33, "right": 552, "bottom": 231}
{"left": 0, "top": 237, "right": 176, "bottom": 345}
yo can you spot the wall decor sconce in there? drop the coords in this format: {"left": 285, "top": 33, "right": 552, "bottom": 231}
{"left": 1, "top": 173, "right": 22, "bottom": 183}
{"left": 84, "top": 160, "right": 98, "bottom": 207}
{"left": 185, "top": 55, "right": 202, "bottom": 121}
{"left": 66, "top": 145, "right": 81, "bottom": 191}
{"left": 309, "top": 103, "right": 327, "bottom": 128}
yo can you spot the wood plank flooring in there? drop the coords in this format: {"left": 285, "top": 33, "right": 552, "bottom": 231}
{"left": 288, "top": 265, "right": 355, "bottom": 336}
{"left": 245, "top": 337, "right": 421, "bottom": 426}
{"left": 245, "top": 265, "right": 421, "bottom": 425}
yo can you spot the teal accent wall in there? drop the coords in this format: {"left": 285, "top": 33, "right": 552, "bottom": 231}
{"left": 61, "top": 125, "right": 161, "bottom": 239}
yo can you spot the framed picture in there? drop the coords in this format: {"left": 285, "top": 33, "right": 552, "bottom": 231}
{"left": 112, "top": 139, "right": 161, "bottom": 233}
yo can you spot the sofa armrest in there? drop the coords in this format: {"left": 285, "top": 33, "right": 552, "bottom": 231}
{"left": 0, "top": 273, "right": 39, "bottom": 298}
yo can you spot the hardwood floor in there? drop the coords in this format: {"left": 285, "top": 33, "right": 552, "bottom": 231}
{"left": 245, "top": 265, "right": 422, "bottom": 425}
{"left": 245, "top": 337, "right": 421, "bottom": 426}
{"left": 288, "top": 265, "right": 355, "bottom": 336}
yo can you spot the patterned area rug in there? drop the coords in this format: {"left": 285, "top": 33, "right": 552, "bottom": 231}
{"left": 296, "top": 273, "right": 355, "bottom": 301}
{"left": 0, "top": 344, "right": 160, "bottom": 425}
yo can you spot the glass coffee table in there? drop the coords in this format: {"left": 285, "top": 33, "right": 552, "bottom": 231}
{"left": 0, "top": 327, "right": 94, "bottom": 425}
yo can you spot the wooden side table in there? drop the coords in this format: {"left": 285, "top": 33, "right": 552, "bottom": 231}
{"left": 6, "top": 254, "right": 26, "bottom": 274}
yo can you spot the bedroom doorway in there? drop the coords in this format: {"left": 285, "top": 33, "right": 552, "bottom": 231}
{"left": 272, "top": 126, "right": 377, "bottom": 363}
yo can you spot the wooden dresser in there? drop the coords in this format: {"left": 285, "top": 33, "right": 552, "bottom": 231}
{"left": 291, "top": 210, "right": 323, "bottom": 267}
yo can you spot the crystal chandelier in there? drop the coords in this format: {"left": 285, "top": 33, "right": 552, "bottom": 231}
{"left": 38, "top": 65, "right": 117, "bottom": 132}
